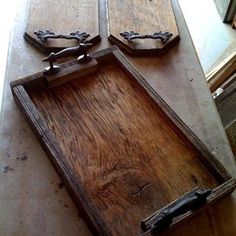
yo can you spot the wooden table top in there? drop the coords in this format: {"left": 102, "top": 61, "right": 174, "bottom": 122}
{"left": 0, "top": 0, "right": 235, "bottom": 235}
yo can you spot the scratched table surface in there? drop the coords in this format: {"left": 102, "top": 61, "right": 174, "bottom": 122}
{"left": 0, "top": 0, "right": 236, "bottom": 235}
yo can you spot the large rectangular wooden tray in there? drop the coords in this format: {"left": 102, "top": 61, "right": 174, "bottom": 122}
{"left": 11, "top": 47, "right": 236, "bottom": 235}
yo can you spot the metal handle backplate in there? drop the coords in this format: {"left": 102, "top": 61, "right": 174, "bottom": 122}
{"left": 120, "top": 31, "right": 173, "bottom": 43}
{"left": 34, "top": 30, "right": 90, "bottom": 43}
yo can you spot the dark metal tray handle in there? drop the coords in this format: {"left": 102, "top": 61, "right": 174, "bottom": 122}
{"left": 34, "top": 30, "right": 90, "bottom": 43}
{"left": 42, "top": 43, "right": 92, "bottom": 75}
{"left": 141, "top": 188, "right": 212, "bottom": 235}
{"left": 120, "top": 31, "right": 173, "bottom": 43}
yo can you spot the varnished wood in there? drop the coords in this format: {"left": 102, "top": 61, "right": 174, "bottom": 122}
{"left": 108, "top": 0, "right": 180, "bottom": 55}
{"left": 11, "top": 49, "right": 236, "bottom": 235}
{"left": 24, "top": 0, "right": 100, "bottom": 53}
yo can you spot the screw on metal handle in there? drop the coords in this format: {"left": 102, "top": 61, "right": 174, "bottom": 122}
{"left": 120, "top": 31, "right": 173, "bottom": 43}
{"left": 34, "top": 30, "right": 90, "bottom": 43}
{"left": 42, "top": 43, "right": 93, "bottom": 75}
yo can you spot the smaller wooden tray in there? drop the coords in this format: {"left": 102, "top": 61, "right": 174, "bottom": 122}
{"left": 11, "top": 47, "right": 235, "bottom": 235}
{"left": 108, "top": 0, "right": 180, "bottom": 55}
{"left": 24, "top": 0, "right": 100, "bottom": 53}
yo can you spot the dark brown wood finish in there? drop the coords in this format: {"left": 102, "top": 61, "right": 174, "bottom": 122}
{"left": 24, "top": 0, "right": 100, "bottom": 53}
{"left": 11, "top": 48, "right": 236, "bottom": 235}
{"left": 108, "top": 0, "right": 180, "bottom": 55}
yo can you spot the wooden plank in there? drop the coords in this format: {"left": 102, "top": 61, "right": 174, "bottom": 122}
{"left": 9, "top": 47, "right": 117, "bottom": 90}
{"left": 206, "top": 50, "right": 236, "bottom": 92}
{"left": 214, "top": 74, "right": 236, "bottom": 157}
{"left": 11, "top": 49, "right": 235, "bottom": 235}
{"left": 225, "top": 120, "right": 236, "bottom": 157}
{"left": 45, "top": 59, "right": 98, "bottom": 88}
{"left": 108, "top": 0, "right": 180, "bottom": 55}
{"left": 215, "top": 73, "right": 236, "bottom": 127}
{"left": 24, "top": 0, "right": 100, "bottom": 53}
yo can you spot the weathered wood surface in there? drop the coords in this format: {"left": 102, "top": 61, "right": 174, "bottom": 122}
{"left": 206, "top": 50, "right": 236, "bottom": 92}
{"left": 215, "top": 74, "right": 236, "bottom": 157}
{"left": 2, "top": 0, "right": 236, "bottom": 235}
{"left": 11, "top": 49, "right": 235, "bottom": 235}
{"left": 226, "top": 120, "right": 236, "bottom": 157}
{"left": 24, "top": 0, "right": 100, "bottom": 53}
{"left": 108, "top": 0, "right": 179, "bottom": 55}
{"left": 215, "top": 74, "right": 236, "bottom": 127}
{"left": 45, "top": 58, "right": 98, "bottom": 88}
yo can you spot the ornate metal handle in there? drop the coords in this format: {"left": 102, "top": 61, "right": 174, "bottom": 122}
{"left": 42, "top": 43, "right": 92, "bottom": 75}
{"left": 34, "top": 30, "right": 90, "bottom": 43}
{"left": 120, "top": 31, "right": 173, "bottom": 43}
{"left": 141, "top": 188, "right": 212, "bottom": 234}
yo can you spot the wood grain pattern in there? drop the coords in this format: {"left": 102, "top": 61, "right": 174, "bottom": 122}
{"left": 19, "top": 54, "right": 233, "bottom": 235}
{"left": 6, "top": 0, "right": 236, "bottom": 235}
{"left": 108, "top": 0, "right": 180, "bottom": 55}
{"left": 45, "top": 59, "right": 98, "bottom": 88}
{"left": 24, "top": 0, "right": 100, "bottom": 53}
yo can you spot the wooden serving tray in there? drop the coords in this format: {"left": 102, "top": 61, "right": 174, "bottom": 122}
{"left": 24, "top": 0, "right": 100, "bottom": 53}
{"left": 11, "top": 48, "right": 235, "bottom": 235}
